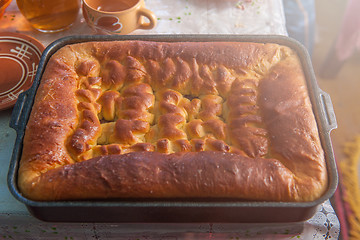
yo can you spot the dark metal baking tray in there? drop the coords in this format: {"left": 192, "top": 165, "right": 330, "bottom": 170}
{"left": 7, "top": 34, "right": 338, "bottom": 223}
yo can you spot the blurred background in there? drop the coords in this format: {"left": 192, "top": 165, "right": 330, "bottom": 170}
{"left": 313, "top": 0, "right": 360, "bottom": 154}
{"left": 302, "top": 0, "right": 360, "bottom": 239}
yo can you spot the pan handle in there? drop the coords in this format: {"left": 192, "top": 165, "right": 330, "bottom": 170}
{"left": 318, "top": 89, "right": 337, "bottom": 132}
{"left": 9, "top": 91, "right": 28, "bottom": 131}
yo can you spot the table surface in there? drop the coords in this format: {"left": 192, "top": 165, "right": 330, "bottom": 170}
{"left": 0, "top": 0, "right": 340, "bottom": 239}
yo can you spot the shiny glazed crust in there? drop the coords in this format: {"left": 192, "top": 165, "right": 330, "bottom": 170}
{"left": 18, "top": 40, "right": 327, "bottom": 201}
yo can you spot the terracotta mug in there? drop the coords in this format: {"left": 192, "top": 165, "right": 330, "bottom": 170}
{"left": 82, "top": 0, "right": 157, "bottom": 35}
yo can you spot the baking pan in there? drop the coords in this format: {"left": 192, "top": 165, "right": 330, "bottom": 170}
{"left": 7, "top": 34, "right": 338, "bottom": 223}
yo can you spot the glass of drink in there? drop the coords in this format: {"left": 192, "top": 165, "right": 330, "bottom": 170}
{"left": 16, "top": 0, "right": 80, "bottom": 32}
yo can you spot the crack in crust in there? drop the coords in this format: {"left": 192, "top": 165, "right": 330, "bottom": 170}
{"left": 18, "top": 41, "right": 328, "bottom": 201}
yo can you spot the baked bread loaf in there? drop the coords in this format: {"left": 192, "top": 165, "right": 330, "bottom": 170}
{"left": 18, "top": 40, "right": 328, "bottom": 202}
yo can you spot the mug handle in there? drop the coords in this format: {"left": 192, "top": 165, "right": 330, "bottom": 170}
{"left": 138, "top": 8, "right": 157, "bottom": 30}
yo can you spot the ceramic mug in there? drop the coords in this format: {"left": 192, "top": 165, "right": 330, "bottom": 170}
{"left": 82, "top": 0, "right": 157, "bottom": 35}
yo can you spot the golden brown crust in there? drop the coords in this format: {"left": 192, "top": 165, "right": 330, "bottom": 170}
{"left": 26, "top": 152, "right": 298, "bottom": 201}
{"left": 18, "top": 40, "right": 327, "bottom": 201}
